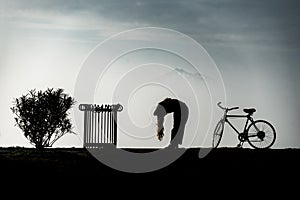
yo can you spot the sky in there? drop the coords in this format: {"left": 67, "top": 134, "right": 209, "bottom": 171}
{"left": 0, "top": 0, "right": 299, "bottom": 148}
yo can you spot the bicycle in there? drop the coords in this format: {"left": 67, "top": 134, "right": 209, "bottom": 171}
{"left": 213, "top": 102, "right": 276, "bottom": 149}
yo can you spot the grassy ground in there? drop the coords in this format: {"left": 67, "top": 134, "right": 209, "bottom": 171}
{"left": 0, "top": 147, "right": 299, "bottom": 179}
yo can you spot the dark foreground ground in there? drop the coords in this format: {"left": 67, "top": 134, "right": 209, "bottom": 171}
{"left": 0, "top": 147, "right": 299, "bottom": 179}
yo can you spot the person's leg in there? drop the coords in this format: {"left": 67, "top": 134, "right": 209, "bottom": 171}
{"left": 171, "top": 115, "right": 180, "bottom": 143}
{"left": 170, "top": 104, "right": 189, "bottom": 147}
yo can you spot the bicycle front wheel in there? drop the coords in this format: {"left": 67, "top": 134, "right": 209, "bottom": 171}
{"left": 247, "top": 120, "right": 276, "bottom": 149}
{"left": 212, "top": 119, "right": 224, "bottom": 148}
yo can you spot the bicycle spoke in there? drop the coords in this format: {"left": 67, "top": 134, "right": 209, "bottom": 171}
{"left": 264, "top": 136, "right": 270, "bottom": 141}
{"left": 260, "top": 123, "right": 264, "bottom": 130}
{"left": 264, "top": 125, "right": 272, "bottom": 134}
{"left": 263, "top": 137, "right": 271, "bottom": 143}
{"left": 251, "top": 136, "right": 272, "bottom": 148}
{"left": 262, "top": 124, "right": 267, "bottom": 131}
{"left": 257, "top": 143, "right": 261, "bottom": 148}
{"left": 264, "top": 135, "right": 273, "bottom": 139}
{"left": 264, "top": 126, "right": 271, "bottom": 132}
{"left": 260, "top": 142, "right": 264, "bottom": 147}
{"left": 265, "top": 131, "right": 274, "bottom": 138}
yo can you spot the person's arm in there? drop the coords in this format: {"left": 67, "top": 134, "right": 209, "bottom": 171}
{"left": 157, "top": 116, "right": 164, "bottom": 141}
{"left": 157, "top": 116, "right": 164, "bottom": 131}
{"left": 154, "top": 104, "right": 166, "bottom": 141}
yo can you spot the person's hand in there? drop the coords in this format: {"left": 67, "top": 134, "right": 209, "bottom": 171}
{"left": 157, "top": 128, "right": 164, "bottom": 141}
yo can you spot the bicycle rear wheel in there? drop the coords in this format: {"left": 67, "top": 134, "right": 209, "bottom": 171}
{"left": 212, "top": 119, "right": 224, "bottom": 148}
{"left": 247, "top": 120, "right": 276, "bottom": 149}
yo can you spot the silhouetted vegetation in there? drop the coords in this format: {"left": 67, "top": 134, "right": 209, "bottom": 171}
{"left": 11, "top": 88, "right": 76, "bottom": 149}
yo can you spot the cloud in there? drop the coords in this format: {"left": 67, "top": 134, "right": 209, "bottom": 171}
{"left": 0, "top": 0, "right": 299, "bottom": 48}
{"left": 153, "top": 68, "right": 209, "bottom": 84}
{"left": 174, "top": 68, "right": 204, "bottom": 79}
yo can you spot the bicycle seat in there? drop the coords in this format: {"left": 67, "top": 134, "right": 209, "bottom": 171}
{"left": 243, "top": 108, "right": 256, "bottom": 115}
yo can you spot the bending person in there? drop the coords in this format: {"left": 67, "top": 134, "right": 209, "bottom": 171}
{"left": 153, "top": 98, "right": 189, "bottom": 148}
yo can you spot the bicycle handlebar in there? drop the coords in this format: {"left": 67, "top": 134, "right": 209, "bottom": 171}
{"left": 217, "top": 102, "right": 226, "bottom": 110}
{"left": 228, "top": 106, "right": 239, "bottom": 111}
{"left": 217, "top": 102, "right": 239, "bottom": 111}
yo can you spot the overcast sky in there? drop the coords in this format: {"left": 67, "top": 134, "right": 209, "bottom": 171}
{"left": 0, "top": 0, "right": 299, "bottom": 148}
{"left": 1, "top": 0, "right": 299, "bottom": 47}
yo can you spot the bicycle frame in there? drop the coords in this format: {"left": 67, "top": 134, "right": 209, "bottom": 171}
{"left": 224, "top": 114, "right": 254, "bottom": 135}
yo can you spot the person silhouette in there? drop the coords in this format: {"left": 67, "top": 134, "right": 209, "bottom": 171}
{"left": 153, "top": 98, "right": 189, "bottom": 148}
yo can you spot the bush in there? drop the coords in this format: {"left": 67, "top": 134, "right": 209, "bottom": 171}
{"left": 11, "top": 88, "right": 76, "bottom": 149}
